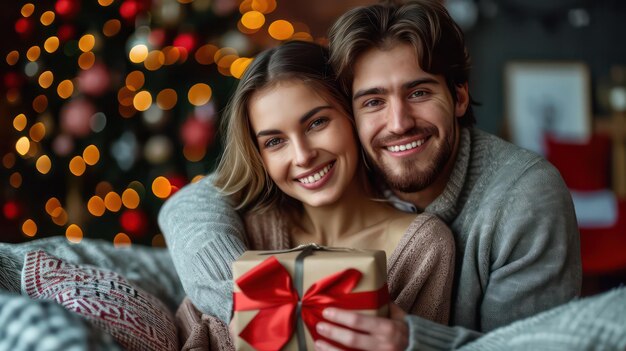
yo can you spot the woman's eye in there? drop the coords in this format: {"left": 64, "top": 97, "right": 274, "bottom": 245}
{"left": 264, "top": 137, "right": 284, "bottom": 148}
{"left": 309, "top": 117, "right": 329, "bottom": 130}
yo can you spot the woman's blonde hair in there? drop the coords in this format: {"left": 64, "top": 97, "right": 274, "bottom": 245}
{"left": 212, "top": 41, "right": 351, "bottom": 213}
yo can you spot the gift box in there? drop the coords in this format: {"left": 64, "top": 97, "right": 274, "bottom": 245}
{"left": 232, "top": 244, "right": 389, "bottom": 351}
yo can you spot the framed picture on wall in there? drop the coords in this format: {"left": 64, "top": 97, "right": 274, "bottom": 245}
{"left": 504, "top": 61, "right": 592, "bottom": 155}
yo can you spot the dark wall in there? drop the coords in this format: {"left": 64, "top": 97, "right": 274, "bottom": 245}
{"left": 465, "top": 1, "right": 626, "bottom": 135}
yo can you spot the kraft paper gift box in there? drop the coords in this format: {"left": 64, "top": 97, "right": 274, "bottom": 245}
{"left": 232, "top": 244, "right": 389, "bottom": 351}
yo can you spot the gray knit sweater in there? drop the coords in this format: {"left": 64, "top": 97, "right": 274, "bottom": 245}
{"left": 158, "top": 127, "right": 582, "bottom": 350}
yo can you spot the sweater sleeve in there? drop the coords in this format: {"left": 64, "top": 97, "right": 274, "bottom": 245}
{"left": 157, "top": 175, "right": 248, "bottom": 323}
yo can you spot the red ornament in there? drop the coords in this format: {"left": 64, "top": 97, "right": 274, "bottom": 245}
{"left": 119, "top": 209, "right": 148, "bottom": 237}
{"left": 15, "top": 18, "right": 34, "bottom": 38}
{"left": 180, "top": 116, "right": 215, "bottom": 148}
{"left": 3, "top": 202, "right": 20, "bottom": 220}
{"left": 55, "top": 0, "right": 81, "bottom": 18}
{"left": 57, "top": 24, "right": 76, "bottom": 42}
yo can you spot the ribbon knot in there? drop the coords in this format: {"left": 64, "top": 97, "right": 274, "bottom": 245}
{"left": 233, "top": 255, "right": 388, "bottom": 351}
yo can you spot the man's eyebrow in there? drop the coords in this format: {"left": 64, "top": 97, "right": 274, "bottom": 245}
{"left": 352, "top": 87, "right": 386, "bottom": 102}
{"left": 404, "top": 77, "right": 439, "bottom": 89}
{"left": 255, "top": 105, "right": 332, "bottom": 137}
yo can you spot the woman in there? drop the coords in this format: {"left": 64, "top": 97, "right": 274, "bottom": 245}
{"left": 177, "top": 41, "right": 455, "bottom": 349}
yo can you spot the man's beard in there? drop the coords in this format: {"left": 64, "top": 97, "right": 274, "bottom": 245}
{"left": 369, "top": 135, "right": 452, "bottom": 193}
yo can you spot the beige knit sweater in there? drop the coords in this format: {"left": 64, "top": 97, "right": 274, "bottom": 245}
{"left": 176, "top": 211, "right": 455, "bottom": 350}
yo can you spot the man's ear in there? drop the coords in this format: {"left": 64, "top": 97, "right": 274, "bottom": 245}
{"left": 454, "top": 82, "right": 469, "bottom": 118}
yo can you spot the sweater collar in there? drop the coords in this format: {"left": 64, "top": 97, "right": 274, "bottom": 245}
{"left": 424, "top": 127, "right": 471, "bottom": 223}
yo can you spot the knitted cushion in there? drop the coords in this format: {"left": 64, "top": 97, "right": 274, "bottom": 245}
{"left": 22, "top": 250, "right": 178, "bottom": 351}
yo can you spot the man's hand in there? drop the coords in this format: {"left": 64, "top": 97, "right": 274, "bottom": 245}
{"left": 314, "top": 303, "right": 408, "bottom": 351}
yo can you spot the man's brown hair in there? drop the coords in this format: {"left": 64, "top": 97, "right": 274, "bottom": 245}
{"left": 328, "top": 0, "right": 476, "bottom": 126}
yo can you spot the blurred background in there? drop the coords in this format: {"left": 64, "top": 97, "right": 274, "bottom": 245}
{"left": 1, "top": 0, "right": 625, "bottom": 294}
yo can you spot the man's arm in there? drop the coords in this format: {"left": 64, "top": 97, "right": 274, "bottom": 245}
{"left": 158, "top": 175, "right": 248, "bottom": 323}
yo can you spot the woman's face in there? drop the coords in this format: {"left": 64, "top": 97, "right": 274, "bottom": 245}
{"left": 248, "top": 79, "right": 359, "bottom": 208}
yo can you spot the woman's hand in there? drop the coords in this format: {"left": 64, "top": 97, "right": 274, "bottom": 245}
{"left": 314, "top": 303, "right": 408, "bottom": 351}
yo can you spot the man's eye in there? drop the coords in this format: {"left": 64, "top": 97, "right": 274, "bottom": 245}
{"left": 409, "top": 90, "right": 426, "bottom": 98}
{"left": 264, "top": 138, "right": 284, "bottom": 148}
{"left": 363, "top": 99, "right": 382, "bottom": 108}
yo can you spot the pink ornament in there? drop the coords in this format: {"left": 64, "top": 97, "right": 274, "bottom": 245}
{"left": 77, "top": 62, "right": 111, "bottom": 96}
{"left": 180, "top": 116, "right": 215, "bottom": 148}
{"left": 60, "top": 98, "right": 97, "bottom": 138}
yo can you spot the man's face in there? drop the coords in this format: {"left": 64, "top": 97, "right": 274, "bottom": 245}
{"left": 351, "top": 43, "right": 469, "bottom": 194}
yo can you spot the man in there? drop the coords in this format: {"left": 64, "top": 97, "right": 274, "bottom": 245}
{"left": 159, "top": 1, "right": 581, "bottom": 350}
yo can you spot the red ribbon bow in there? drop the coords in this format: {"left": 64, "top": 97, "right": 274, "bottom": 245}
{"left": 233, "top": 255, "right": 389, "bottom": 351}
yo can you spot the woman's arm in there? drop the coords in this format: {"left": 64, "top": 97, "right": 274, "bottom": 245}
{"left": 158, "top": 175, "right": 248, "bottom": 323}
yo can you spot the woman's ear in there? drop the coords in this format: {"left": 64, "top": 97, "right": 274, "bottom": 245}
{"left": 454, "top": 83, "right": 469, "bottom": 118}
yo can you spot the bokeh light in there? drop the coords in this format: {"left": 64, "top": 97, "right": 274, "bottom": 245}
{"left": 38, "top": 70, "right": 54, "bottom": 88}
{"left": 78, "top": 52, "right": 96, "bottom": 70}
{"left": 83, "top": 145, "right": 100, "bottom": 165}
{"left": 32, "top": 95, "right": 48, "bottom": 113}
{"left": 9, "top": 172, "right": 22, "bottom": 188}
{"left": 13, "top": 114, "right": 27, "bottom": 131}
{"left": 252, "top": 0, "right": 277, "bottom": 13}
{"left": 125, "top": 70, "right": 144, "bottom": 91}
{"left": 241, "top": 11, "right": 265, "bottom": 30}
{"left": 231, "top": 57, "right": 253, "bottom": 78}
{"left": 6, "top": 50, "right": 19, "bottom": 65}
{"left": 45, "top": 197, "right": 62, "bottom": 215}
{"left": 129, "top": 44, "right": 149, "bottom": 63}
{"left": 35, "top": 155, "right": 52, "bottom": 174}
{"left": 144, "top": 50, "right": 165, "bottom": 71}
{"left": 156, "top": 89, "right": 177, "bottom": 110}
{"left": 57, "top": 79, "right": 74, "bottom": 99}
{"left": 40, "top": 11, "right": 55, "bottom": 26}
{"left": 87, "top": 196, "right": 106, "bottom": 216}
{"left": 44, "top": 36, "right": 60, "bottom": 53}
{"left": 152, "top": 234, "right": 166, "bottom": 247}
{"left": 188, "top": 83, "right": 212, "bottom": 106}
{"left": 104, "top": 192, "right": 122, "bottom": 212}
{"left": 3, "top": 153, "right": 16, "bottom": 169}
{"left": 133, "top": 90, "right": 152, "bottom": 111}
{"left": 21, "top": 3, "right": 35, "bottom": 17}
{"left": 191, "top": 174, "right": 205, "bottom": 183}
{"left": 122, "top": 188, "right": 140, "bottom": 209}
{"left": 16, "top": 137, "right": 30, "bottom": 156}
{"left": 268, "top": 20, "right": 294, "bottom": 40}
{"left": 95, "top": 181, "right": 113, "bottom": 198}
{"left": 69, "top": 156, "right": 86, "bottom": 176}
{"left": 29, "top": 122, "right": 46, "bottom": 142}
{"left": 194, "top": 44, "right": 218, "bottom": 65}
{"left": 22, "top": 219, "right": 37, "bottom": 237}
{"left": 66, "top": 224, "right": 83, "bottom": 243}
{"left": 103, "top": 19, "right": 121, "bottom": 37}
{"left": 98, "top": 0, "right": 115, "bottom": 7}
{"left": 26, "top": 46, "right": 41, "bottom": 61}
{"left": 51, "top": 207, "right": 68, "bottom": 226}
{"left": 152, "top": 176, "right": 172, "bottom": 198}
{"left": 114, "top": 232, "right": 132, "bottom": 247}
{"left": 78, "top": 34, "right": 96, "bottom": 52}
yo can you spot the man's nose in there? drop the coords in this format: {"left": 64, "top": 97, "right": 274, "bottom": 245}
{"left": 387, "top": 100, "right": 415, "bottom": 135}
{"left": 293, "top": 139, "right": 317, "bottom": 167}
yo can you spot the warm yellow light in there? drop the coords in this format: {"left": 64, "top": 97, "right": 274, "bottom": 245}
{"left": 82, "top": 145, "right": 100, "bottom": 165}
{"left": 268, "top": 20, "right": 294, "bottom": 40}
{"left": 57, "top": 80, "right": 74, "bottom": 99}
{"left": 44, "top": 37, "right": 60, "bottom": 53}
{"left": 122, "top": 188, "right": 140, "bottom": 209}
{"left": 162, "top": 46, "right": 181, "bottom": 65}
{"left": 241, "top": 11, "right": 265, "bottom": 30}
{"left": 104, "top": 192, "right": 122, "bottom": 212}
{"left": 291, "top": 32, "right": 313, "bottom": 42}
{"left": 6, "top": 51, "right": 19, "bottom": 66}
{"left": 16, "top": 137, "right": 30, "bottom": 156}
{"left": 103, "top": 19, "right": 121, "bottom": 37}
{"left": 22, "top": 219, "right": 37, "bottom": 237}
{"left": 118, "top": 87, "right": 135, "bottom": 107}
{"left": 78, "top": 34, "right": 96, "bottom": 52}
{"left": 194, "top": 44, "right": 218, "bottom": 65}
{"left": 156, "top": 89, "right": 177, "bottom": 110}
{"left": 66, "top": 224, "right": 83, "bottom": 243}
{"left": 29, "top": 122, "right": 46, "bottom": 142}
{"left": 114, "top": 233, "right": 132, "bottom": 248}
{"left": 129, "top": 45, "right": 149, "bottom": 63}
{"left": 45, "top": 197, "right": 61, "bottom": 215}
{"left": 144, "top": 50, "right": 165, "bottom": 71}
{"left": 40, "top": 11, "right": 55, "bottom": 26}
{"left": 13, "top": 114, "right": 27, "bottom": 131}
{"left": 230, "top": 57, "right": 253, "bottom": 79}
{"left": 191, "top": 174, "right": 205, "bottom": 183}
{"left": 6, "top": 89, "right": 20, "bottom": 103}
{"left": 9, "top": 172, "right": 22, "bottom": 188}
{"left": 252, "top": 0, "right": 276, "bottom": 13}
{"left": 95, "top": 181, "right": 113, "bottom": 198}
{"left": 26, "top": 46, "right": 41, "bottom": 62}
{"left": 239, "top": 0, "right": 253, "bottom": 13}
{"left": 78, "top": 52, "right": 96, "bottom": 70}
{"left": 183, "top": 144, "right": 206, "bottom": 162}
{"left": 98, "top": 0, "right": 115, "bottom": 6}
{"left": 188, "top": 83, "right": 212, "bottom": 106}
{"left": 32, "top": 95, "right": 48, "bottom": 113}
{"left": 125, "top": 71, "right": 144, "bottom": 91}
{"left": 119, "top": 105, "right": 136, "bottom": 118}
{"left": 133, "top": 90, "right": 152, "bottom": 111}
{"left": 214, "top": 47, "right": 237, "bottom": 63}
{"left": 51, "top": 207, "right": 68, "bottom": 226}
{"left": 38, "top": 71, "right": 54, "bottom": 89}
{"left": 69, "top": 156, "right": 86, "bottom": 176}
{"left": 87, "top": 196, "right": 106, "bottom": 216}
{"left": 21, "top": 3, "right": 35, "bottom": 17}
{"left": 152, "top": 176, "right": 172, "bottom": 198}
{"left": 35, "top": 155, "right": 52, "bottom": 174}
{"left": 3, "top": 153, "right": 16, "bottom": 169}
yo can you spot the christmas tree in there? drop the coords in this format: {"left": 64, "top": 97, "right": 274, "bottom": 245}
{"left": 1, "top": 0, "right": 310, "bottom": 246}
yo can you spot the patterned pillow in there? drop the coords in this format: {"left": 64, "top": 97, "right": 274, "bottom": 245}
{"left": 22, "top": 250, "right": 178, "bottom": 351}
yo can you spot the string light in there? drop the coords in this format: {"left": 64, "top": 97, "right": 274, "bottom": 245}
{"left": 6, "top": 51, "right": 19, "bottom": 65}
{"left": 69, "top": 156, "right": 86, "bottom": 176}
{"left": 16, "top": 137, "right": 30, "bottom": 156}
{"left": 122, "top": 188, "right": 140, "bottom": 209}
{"left": 152, "top": 176, "right": 172, "bottom": 198}
{"left": 188, "top": 83, "right": 212, "bottom": 106}
{"left": 133, "top": 90, "right": 153, "bottom": 111}
{"left": 83, "top": 145, "right": 100, "bottom": 165}
{"left": 57, "top": 79, "right": 74, "bottom": 99}
{"left": 44, "top": 37, "right": 60, "bottom": 53}
{"left": 38, "top": 71, "right": 54, "bottom": 88}
{"left": 45, "top": 197, "right": 62, "bottom": 215}
{"left": 22, "top": 219, "right": 37, "bottom": 237}
{"left": 40, "top": 11, "right": 55, "bottom": 26}
{"left": 104, "top": 192, "right": 122, "bottom": 212}
{"left": 35, "top": 155, "right": 52, "bottom": 174}
{"left": 156, "top": 89, "right": 177, "bottom": 110}
{"left": 66, "top": 224, "right": 83, "bottom": 243}
{"left": 103, "top": 19, "right": 121, "bottom": 37}
{"left": 21, "top": 4, "right": 35, "bottom": 17}
{"left": 13, "top": 114, "right": 27, "bottom": 131}
{"left": 113, "top": 232, "right": 132, "bottom": 247}
{"left": 9, "top": 172, "right": 22, "bottom": 188}
{"left": 29, "top": 122, "right": 46, "bottom": 142}
{"left": 241, "top": 11, "right": 265, "bottom": 30}
{"left": 268, "top": 20, "right": 294, "bottom": 40}
{"left": 87, "top": 196, "right": 106, "bottom": 216}
{"left": 26, "top": 46, "right": 41, "bottom": 61}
